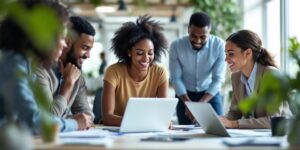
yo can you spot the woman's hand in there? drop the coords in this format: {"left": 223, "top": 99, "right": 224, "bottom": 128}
{"left": 168, "top": 121, "right": 173, "bottom": 129}
{"left": 219, "top": 116, "right": 239, "bottom": 128}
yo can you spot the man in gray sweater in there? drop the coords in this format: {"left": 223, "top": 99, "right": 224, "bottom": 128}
{"left": 35, "top": 16, "right": 95, "bottom": 122}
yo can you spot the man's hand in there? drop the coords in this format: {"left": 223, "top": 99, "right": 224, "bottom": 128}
{"left": 199, "top": 93, "right": 213, "bottom": 103}
{"left": 73, "top": 113, "right": 92, "bottom": 130}
{"left": 179, "top": 94, "right": 191, "bottom": 102}
{"left": 219, "top": 116, "right": 239, "bottom": 128}
{"left": 58, "top": 61, "right": 81, "bottom": 102}
{"left": 60, "top": 61, "right": 81, "bottom": 85}
{"left": 179, "top": 94, "right": 195, "bottom": 122}
{"left": 185, "top": 108, "right": 195, "bottom": 123}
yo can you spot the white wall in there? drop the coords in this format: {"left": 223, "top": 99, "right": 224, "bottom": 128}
{"left": 242, "top": 0, "right": 281, "bottom": 67}
{"left": 243, "top": 0, "right": 263, "bottom": 36}
{"left": 243, "top": 0, "right": 300, "bottom": 72}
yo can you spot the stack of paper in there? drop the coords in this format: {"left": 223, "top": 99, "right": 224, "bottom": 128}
{"left": 223, "top": 137, "right": 283, "bottom": 147}
{"left": 227, "top": 129, "right": 272, "bottom": 137}
{"left": 58, "top": 129, "right": 113, "bottom": 147}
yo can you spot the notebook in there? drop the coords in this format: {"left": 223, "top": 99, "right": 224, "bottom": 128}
{"left": 118, "top": 97, "right": 178, "bottom": 133}
{"left": 185, "top": 102, "right": 270, "bottom": 137}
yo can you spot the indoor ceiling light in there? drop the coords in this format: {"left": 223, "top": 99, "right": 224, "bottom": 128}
{"left": 95, "top": 6, "right": 116, "bottom": 13}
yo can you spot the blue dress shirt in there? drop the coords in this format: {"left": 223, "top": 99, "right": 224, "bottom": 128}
{"left": 0, "top": 51, "right": 77, "bottom": 134}
{"left": 169, "top": 35, "right": 226, "bottom": 96}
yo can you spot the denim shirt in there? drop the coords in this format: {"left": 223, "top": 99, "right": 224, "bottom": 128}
{"left": 169, "top": 35, "right": 226, "bottom": 96}
{"left": 0, "top": 51, "right": 77, "bottom": 134}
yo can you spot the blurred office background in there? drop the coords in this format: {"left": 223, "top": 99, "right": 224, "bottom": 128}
{"left": 57, "top": 0, "right": 299, "bottom": 112}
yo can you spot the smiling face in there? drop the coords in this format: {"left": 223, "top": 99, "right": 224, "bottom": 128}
{"left": 188, "top": 25, "right": 210, "bottom": 50}
{"left": 128, "top": 38, "right": 154, "bottom": 72}
{"left": 66, "top": 33, "right": 94, "bottom": 69}
{"left": 225, "top": 41, "right": 250, "bottom": 73}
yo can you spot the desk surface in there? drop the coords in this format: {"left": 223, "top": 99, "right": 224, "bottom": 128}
{"left": 34, "top": 126, "right": 297, "bottom": 150}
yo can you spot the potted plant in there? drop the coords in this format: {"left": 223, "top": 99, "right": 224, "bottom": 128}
{"left": 239, "top": 37, "right": 300, "bottom": 146}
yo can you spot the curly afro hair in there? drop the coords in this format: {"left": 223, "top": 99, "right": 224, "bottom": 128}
{"left": 110, "top": 15, "right": 168, "bottom": 64}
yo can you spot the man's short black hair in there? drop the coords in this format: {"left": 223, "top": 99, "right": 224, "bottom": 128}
{"left": 189, "top": 12, "right": 211, "bottom": 28}
{"left": 70, "top": 16, "right": 95, "bottom": 36}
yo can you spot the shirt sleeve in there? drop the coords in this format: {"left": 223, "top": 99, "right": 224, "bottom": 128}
{"left": 157, "top": 65, "right": 168, "bottom": 87}
{"left": 34, "top": 67, "right": 68, "bottom": 117}
{"left": 169, "top": 41, "right": 187, "bottom": 96}
{"left": 56, "top": 117, "right": 78, "bottom": 132}
{"left": 4, "top": 61, "right": 77, "bottom": 134}
{"left": 70, "top": 76, "right": 94, "bottom": 120}
{"left": 225, "top": 77, "right": 243, "bottom": 120}
{"left": 206, "top": 39, "right": 226, "bottom": 96}
{"left": 9, "top": 64, "right": 41, "bottom": 134}
{"left": 103, "top": 64, "right": 119, "bottom": 88}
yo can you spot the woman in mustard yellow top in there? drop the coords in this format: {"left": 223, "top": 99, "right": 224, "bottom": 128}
{"left": 102, "top": 15, "right": 169, "bottom": 126}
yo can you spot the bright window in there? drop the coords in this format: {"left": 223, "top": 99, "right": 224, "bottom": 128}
{"left": 288, "top": 0, "right": 300, "bottom": 77}
{"left": 265, "top": 0, "right": 280, "bottom": 67}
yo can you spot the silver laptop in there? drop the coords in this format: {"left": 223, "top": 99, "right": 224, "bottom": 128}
{"left": 119, "top": 97, "right": 178, "bottom": 133}
{"left": 185, "top": 102, "right": 267, "bottom": 137}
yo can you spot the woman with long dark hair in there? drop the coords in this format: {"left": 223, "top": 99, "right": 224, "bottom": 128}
{"left": 220, "top": 30, "right": 291, "bottom": 129}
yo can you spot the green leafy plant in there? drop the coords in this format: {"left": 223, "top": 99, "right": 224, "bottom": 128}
{"left": 189, "top": 0, "right": 242, "bottom": 39}
{"left": 30, "top": 61, "right": 56, "bottom": 142}
{"left": 2, "top": 1, "right": 63, "bottom": 53}
{"left": 239, "top": 37, "right": 300, "bottom": 146}
{"left": 1, "top": 0, "right": 65, "bottom": 143}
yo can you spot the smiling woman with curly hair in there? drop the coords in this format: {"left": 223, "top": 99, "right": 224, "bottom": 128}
{"left": 101, "top": 15, "right": 169, "bottom": 126}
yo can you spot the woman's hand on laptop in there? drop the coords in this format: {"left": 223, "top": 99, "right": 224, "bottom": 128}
{"left": 219, "top": 116, "right": 239, "bottom": 128}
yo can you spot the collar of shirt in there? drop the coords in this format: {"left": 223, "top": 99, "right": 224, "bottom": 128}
{"left": 240, "top": 62, "right": 258, "bottom": 95}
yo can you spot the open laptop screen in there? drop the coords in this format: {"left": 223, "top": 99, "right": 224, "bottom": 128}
{"left": 185, "top": 102, "right": 230, "bottom": 137}
{"left": 119, "top": 97, "right": 178, "bottom": 133}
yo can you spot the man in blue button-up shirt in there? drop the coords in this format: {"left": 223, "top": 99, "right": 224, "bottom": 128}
{"left": 169, "top": 12, "right": 226, "bottom": 125}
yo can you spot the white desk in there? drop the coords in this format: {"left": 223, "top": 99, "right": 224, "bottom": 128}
{"left": 34, "top": 126, "right": 297, "bottom": 150}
